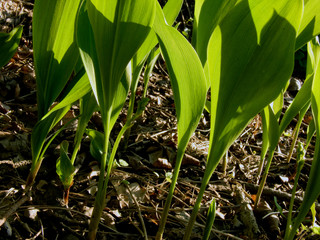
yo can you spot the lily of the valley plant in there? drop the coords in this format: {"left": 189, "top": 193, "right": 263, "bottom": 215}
{"left": 24, "top": 0, "right": 320, "bottom": 239}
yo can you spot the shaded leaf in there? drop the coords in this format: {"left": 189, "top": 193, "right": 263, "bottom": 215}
{"left": 56, "top": 140, "right": 75, "bottom": 189}
{"left": 0, "top": 26, "right": 23, "bottom": 68}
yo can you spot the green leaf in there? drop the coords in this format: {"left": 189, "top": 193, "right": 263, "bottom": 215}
{"left": 33, "top": 0, "right": 81, "bottom": 118}
{"left": 192, "top": 0, "right": 237, "bottom": 67}
{"left": 280, "top": 37, "right": 319, "bottom": 135}
{"left": 206, "top": 0, "right": 302, "bottom": 177}
{"left": 295, "top": 0, "right": 320, "bottom": 50}
{"left": 29, "top": 69, "right": 90, "bottom": 175}
{"left": 203, "top": 199, "right": 216, "bottom": 240}
{"left": 260, "top": 104, "right": 280, "bottom": 166}
{"left": 272, "top": 91, "right": 284, "bottom": 121}
{"left": 70, "top": 91, "right": 99, "bottom": 165}
{"left": 306, "top": 118, "right": 316, "bottom": 147}
{"left": 56, "top": 140, "right": 75, "bottom": 189}
{"left": 153, "top": 3, "right": 207, "bottom": 237}
{"left": 153, "top": 4, "right": 207, "bottom": 151}
{"left": 265, "top": 105, "right": 280, "bottom": 150}
{"left": 280, "top": 77, "right": 312, "bottom": 134}
{"left": 0, "top": 26, "right": 23, "bottom": 68}
{"left": 31, "top": 106, "right": 71, "bottom": 168}
{"left": 185, "top": 1, "right": 303, "bottom": 238}
{"left": 76, "top": 0, "right": 155, "bottom": 131}
{"left": 86, "top": 129, "right": 110, "bottom": 162}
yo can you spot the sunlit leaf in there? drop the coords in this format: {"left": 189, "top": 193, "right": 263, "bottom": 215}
{"left": 33, "top": 0, "right": 81, "bottom": 118}
{"left": 296, "top": 0, "right": 320, "bottom": 50}
{"left": 206, "top": 0, "right": 302, "bottom": 178}
{"left": 185, "top": 1, "right": 303, "bottom": 238}
{"left": 153, "top": 3, "right": 207, "bottom": 237}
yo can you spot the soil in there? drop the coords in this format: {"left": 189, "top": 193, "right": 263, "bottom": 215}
{"left": 0, "top": 1, "right": 318, "bottom": 240}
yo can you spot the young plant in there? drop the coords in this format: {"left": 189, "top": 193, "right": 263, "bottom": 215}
{"left": 75, "top": 1, "right": 156, "bottom": 238}
{"left": 26, "top": 0, "right": 83, "bottom": 189}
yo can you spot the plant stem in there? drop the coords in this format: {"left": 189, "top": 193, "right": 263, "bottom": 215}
{"left": 155, "top": 148, "right": 185, "bottom": 240}
{"left": 286, "top": 119, "right": 302, "bottom": 163}
{"left": 87, "top": 137, "right": 109, "bottom": 240}
{"left": 87, "top": 109, "right": 139, "bottom": 240}
{"left": 87, "top": 108, "right": 112, "bottom": 240}
{"left": 284, "top": 159, "right": 304, "bottom": 239}
{"left": 254, "top": 148, "right": 275, "bottom": 209}
{"left": 284, "top": 142, "right": 305, "bottom": 240}
{"left": 184, "top": 170, "right": 211, "bottom": 240}
{"left": 122, "top": 92, "right": 135, "bottom": 151}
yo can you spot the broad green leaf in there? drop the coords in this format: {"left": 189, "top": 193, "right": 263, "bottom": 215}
{"left": 257, "top": 104, "right": 280, "bottom": 183}
{"left": 0, "top": 26, "right": 23, "bottom": 68}
{"left": 296, "top": 0, "right": 320, "bottom": 50}
{"left": 131, "top": 0, "right": 183, "bottom": 98}
{"left": 206, "top": 0, "right": 302, "bottom": 176}
{"left": 193, "top": 0, "right": 237, "bottom": 67}
{"left": 153, "top": 3, "right": 207, "bottom": 154}
{"left": 77, "top": 0, "right": 155, "bottom": 131}
{"left": 33, "top": 0, "right": 81, "bottom": 118}
{"left": 290, "top": 37, "right": 320, "bottom": 240}
{"left": 272, "top": 91, "right": 284, "bottom": 121}
{"left": 135, "top": 0, "right": 182, "bottom": 66}
{"left": 162, "top": 0, "right": 183, "bottom": 26}
{"left": 153, "top": 3, "right": 207, "bottom": 237}
{"left": 56, "top": 140, "right": 75, "bottom": 189}
{"left": 43, "top": 69, "right": 90, "bottom": 118}
{"left": 185, "top": 1, "right": 303, "bottom": 237}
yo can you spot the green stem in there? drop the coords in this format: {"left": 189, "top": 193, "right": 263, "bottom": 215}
{"left": 254, "top": 148, "right": 275, "bottom": 209}
{"left": 284, "top": 142, "right": 305, "bottom": 240}
{"left": 88, "top": 109, "right": 112, "bottom": 240}
{"left": 156, "top": 148, "right": 185, "bottom": 240}
{"left": 284, "top": 159, "right": 304, "bottom": 239}
{"left": 87, "top": 108, "right": 142, "bottom": 240}
{"left": 88, "top": 133, "right": 109, "bottom": 240}
{"left": 286, "top": 119, "right": 302, "bottom": 163}
{"left": 184, "top": 169, "right": 212, "bottom": 240}
{"left": 122, "top": 91, "right": 136, "bottom": 150}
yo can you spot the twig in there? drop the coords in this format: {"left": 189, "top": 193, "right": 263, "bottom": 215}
{"left": 0, "top": 192, "right": 31, "bottom": 227}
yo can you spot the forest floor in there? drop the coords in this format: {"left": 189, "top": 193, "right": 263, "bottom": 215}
{"left": 0, "top": 1, "right": 318, "bottom": 240}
